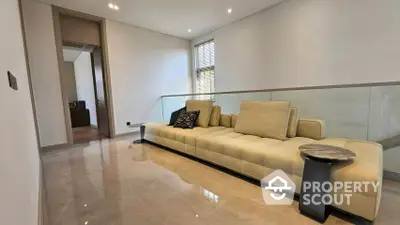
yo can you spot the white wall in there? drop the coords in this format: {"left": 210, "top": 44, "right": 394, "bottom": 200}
{"left": 0, "top": 0, "right": 40, "bottom": 224}
{"left": 74, "top": 51, "right": 97, "bottom": 127}
{"left": 22, "top": 0, "right": 193, "bottom": 139}
{"left": 193, "top": 0, "right": 400, "bottom": 92}
{"left": 64, "top": 62, "right": 78, "bottom": 102}
{"left": 106, "top": 20, "right": 191, "bottom": 135}
{"left": 22, "top": 0, "right": 67, "bottom": 146}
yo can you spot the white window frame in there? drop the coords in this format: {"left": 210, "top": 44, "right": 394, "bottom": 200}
{"left": 193, "top": 39, "right": 215, "bottom": 96}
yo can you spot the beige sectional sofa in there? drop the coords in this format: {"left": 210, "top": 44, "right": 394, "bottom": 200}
{"left": 144, "top": 100, "right": 382, "bottom": 221}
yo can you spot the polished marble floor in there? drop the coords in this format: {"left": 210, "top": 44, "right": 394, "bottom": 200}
{"left": 42, "top": 136, "right": 400, "bottom": 225}
{"left": 72, "top": 126, "right": 105, "bottom": 144}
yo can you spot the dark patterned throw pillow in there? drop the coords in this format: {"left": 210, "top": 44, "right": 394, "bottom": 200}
{"left": 168, "top": 107, "right": 186, "bottom": 126}
{"left": 173, "top": 110, "right": 200, "bottom": 129}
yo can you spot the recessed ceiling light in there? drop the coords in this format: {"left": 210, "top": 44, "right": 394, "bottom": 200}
{"left": 108, "top": 2, "right": 119, "bottom": 11}
{"left": 227, "top": 8, "right": 233, "bottom": 14}
{"left": 188, "top": 29, "right": 192, "bottom": 33}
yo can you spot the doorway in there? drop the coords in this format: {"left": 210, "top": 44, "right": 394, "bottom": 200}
{"left": 54, "top": 8, "right": 113, "bottom": 144}
{"left": 62, "top": 45, "right": 109, "bottom": 143}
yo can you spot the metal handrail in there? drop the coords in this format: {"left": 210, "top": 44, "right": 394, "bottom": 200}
{"left": 379, "top": 134, "right": 400, "bottom": 151}
{"left": 161, "top": 81, "right": 400, "bottom": 98}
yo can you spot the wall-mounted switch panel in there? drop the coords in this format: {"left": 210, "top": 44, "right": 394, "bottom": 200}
{"left": 7, "top": 71, "right": 18, "bottom": 91}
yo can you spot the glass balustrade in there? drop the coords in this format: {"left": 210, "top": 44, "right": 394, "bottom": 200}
{"left": 160, "top": 84, "right": 400, "bottom": 174}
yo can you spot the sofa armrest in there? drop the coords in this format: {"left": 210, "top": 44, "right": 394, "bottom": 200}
{"left": 297, "top": 119, "right": 325, "bottom": 140}
{"left": 144, "top": 122, "right": 169, "bottom": 126}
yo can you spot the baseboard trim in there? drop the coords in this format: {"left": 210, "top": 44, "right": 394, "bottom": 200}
{"left": 38, "top": 162, "right": 48, "bottom": 225}
{"left": 38, "top": 164, "right": 42, "bottom": 225}
{"left": 383, "top": 170, "right": 400, "bottom": 182}
{"left": 114, "top": 131, "right": 139, "bottom": 139}
{"left": 40, "top": 143, "right": 71, "bottom": 152}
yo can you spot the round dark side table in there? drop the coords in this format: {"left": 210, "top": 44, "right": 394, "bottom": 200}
{"left": 298, "top": 144, "right": 356, "bottom": 223}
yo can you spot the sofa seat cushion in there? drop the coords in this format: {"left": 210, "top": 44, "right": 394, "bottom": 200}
{"left": 202, "top": 134, "right": 314, "bottom": 173}
{"left": 158, "top": 126, "right": 184, "bottom": 140}
{"left": 207, "top": 132, "right": 245, "bottom": 155}
{"left": 236, "top": 137, "right": 314, "bottom": 175}
{"left": 175, "top": 126, "right": 226, "bottom": 146}
{"left": 315, "top": 138, "right": 382, "bottom": 197}
{"left": 145, "top": 122, "right": 169, "bottom": 136}
{"left": 196, "top": 128, "right": 235, "bottom": 149}
{"left": 259, "top": 138, "right": 316, "bottom": 176}
{"left": 219, "top": 135, "right": 268, "bottom": 159}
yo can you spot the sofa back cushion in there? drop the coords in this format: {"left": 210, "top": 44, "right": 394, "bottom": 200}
{"left": 186, "top": 100, "right": 213, "bottom": 128}
{"left": 287, "top": 108, "right": 299, "bottom": 138}
{"left": 231, "top": 114, "right": 238, "bottom": 128}
{"left": 297, "top": 119, "right": 325, "bottom": 140}
{"left": 209, "top": 106, "right": 221, "bottom": 126}
{"left": 220, "top": 114, "right": 232, "bottom": 128}
{"left": 234, "top": 101, "right": 291, "bottom": 141}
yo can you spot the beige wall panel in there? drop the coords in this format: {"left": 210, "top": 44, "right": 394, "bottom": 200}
{"left": 60, "top": 14, "right": 100, "bottom": 46}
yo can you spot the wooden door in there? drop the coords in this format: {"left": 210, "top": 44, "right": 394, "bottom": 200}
{"left": 91, "top": 47, "right": 110, "bottom": 137}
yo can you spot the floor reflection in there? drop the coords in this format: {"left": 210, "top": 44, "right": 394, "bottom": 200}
{"left": 201, "top": 188, "right": 219, "bottom": 203}
{"left": 42, "top": 136, "right": 400, "bottom": 225}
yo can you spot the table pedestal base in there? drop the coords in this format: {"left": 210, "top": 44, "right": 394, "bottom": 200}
{"left": 299, "top": 157, "right": 332, "bottom": 223}
{"left": 133, "top": 125, "right": 145, "bottom": 144}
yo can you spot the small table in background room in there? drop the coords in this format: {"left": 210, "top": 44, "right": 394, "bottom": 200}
{"left": 298, "top": 144, "right": 356, "bottom": 223}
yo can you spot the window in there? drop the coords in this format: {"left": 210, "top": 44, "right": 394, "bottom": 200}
{"left": 195, "top": 40, "right": 215, "bottom": 94}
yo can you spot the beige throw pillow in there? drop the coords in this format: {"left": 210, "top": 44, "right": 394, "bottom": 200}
{"left": 220, "top": 114, "right": 232, "bottom": 128}
{"left": 287, "top": 108, "right": 299, "bottom": 138}
{"left": 297, "top": 119, "right": 325, "bottom": 140}
{"left": 209, "top": 106, "right": 222, "bottom": 126}
{"left": 231, "top": 114, "right": 238, "bottom": 128}
{"left": 186, "top": 100, "right": 213, "bottom": 128}
{"left": 234, "top": 101, "right": 291, "bottom": 141}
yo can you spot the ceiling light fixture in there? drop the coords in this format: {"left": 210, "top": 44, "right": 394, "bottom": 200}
{"left": 188, "top": 29, "right": 192, "bottom": 33}
{"left": 227, "top": 8, "right": 233, "bottom": 14}
{"left": 108, "top": 2, "right": 119, "bottom": 11}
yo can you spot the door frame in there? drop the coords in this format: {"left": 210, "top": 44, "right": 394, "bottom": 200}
{"left": 90, "top": 46, "right": 110, "bottom": 136}
{"left": 52, "top": 6, "right": 116, "bottom": 144}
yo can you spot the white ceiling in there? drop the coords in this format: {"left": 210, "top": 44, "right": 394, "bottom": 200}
{"left": 63, "top": 47, "right": 82, "bottom": 62}
{"left": 36, "top": 0, "right": 284, "bottom": 39}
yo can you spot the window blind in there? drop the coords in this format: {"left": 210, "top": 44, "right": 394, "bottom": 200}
{"left": 195, "top": 40, "right": 215, "bottom": 95}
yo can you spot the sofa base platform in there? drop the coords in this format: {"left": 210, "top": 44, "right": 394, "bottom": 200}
{"left": 142, "top": 139, "right": 374, "bottom": 225}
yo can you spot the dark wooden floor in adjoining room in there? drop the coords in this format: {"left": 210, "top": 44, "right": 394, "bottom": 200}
{"left": 72, "top": 126, "right": 105, "bottom": 143}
